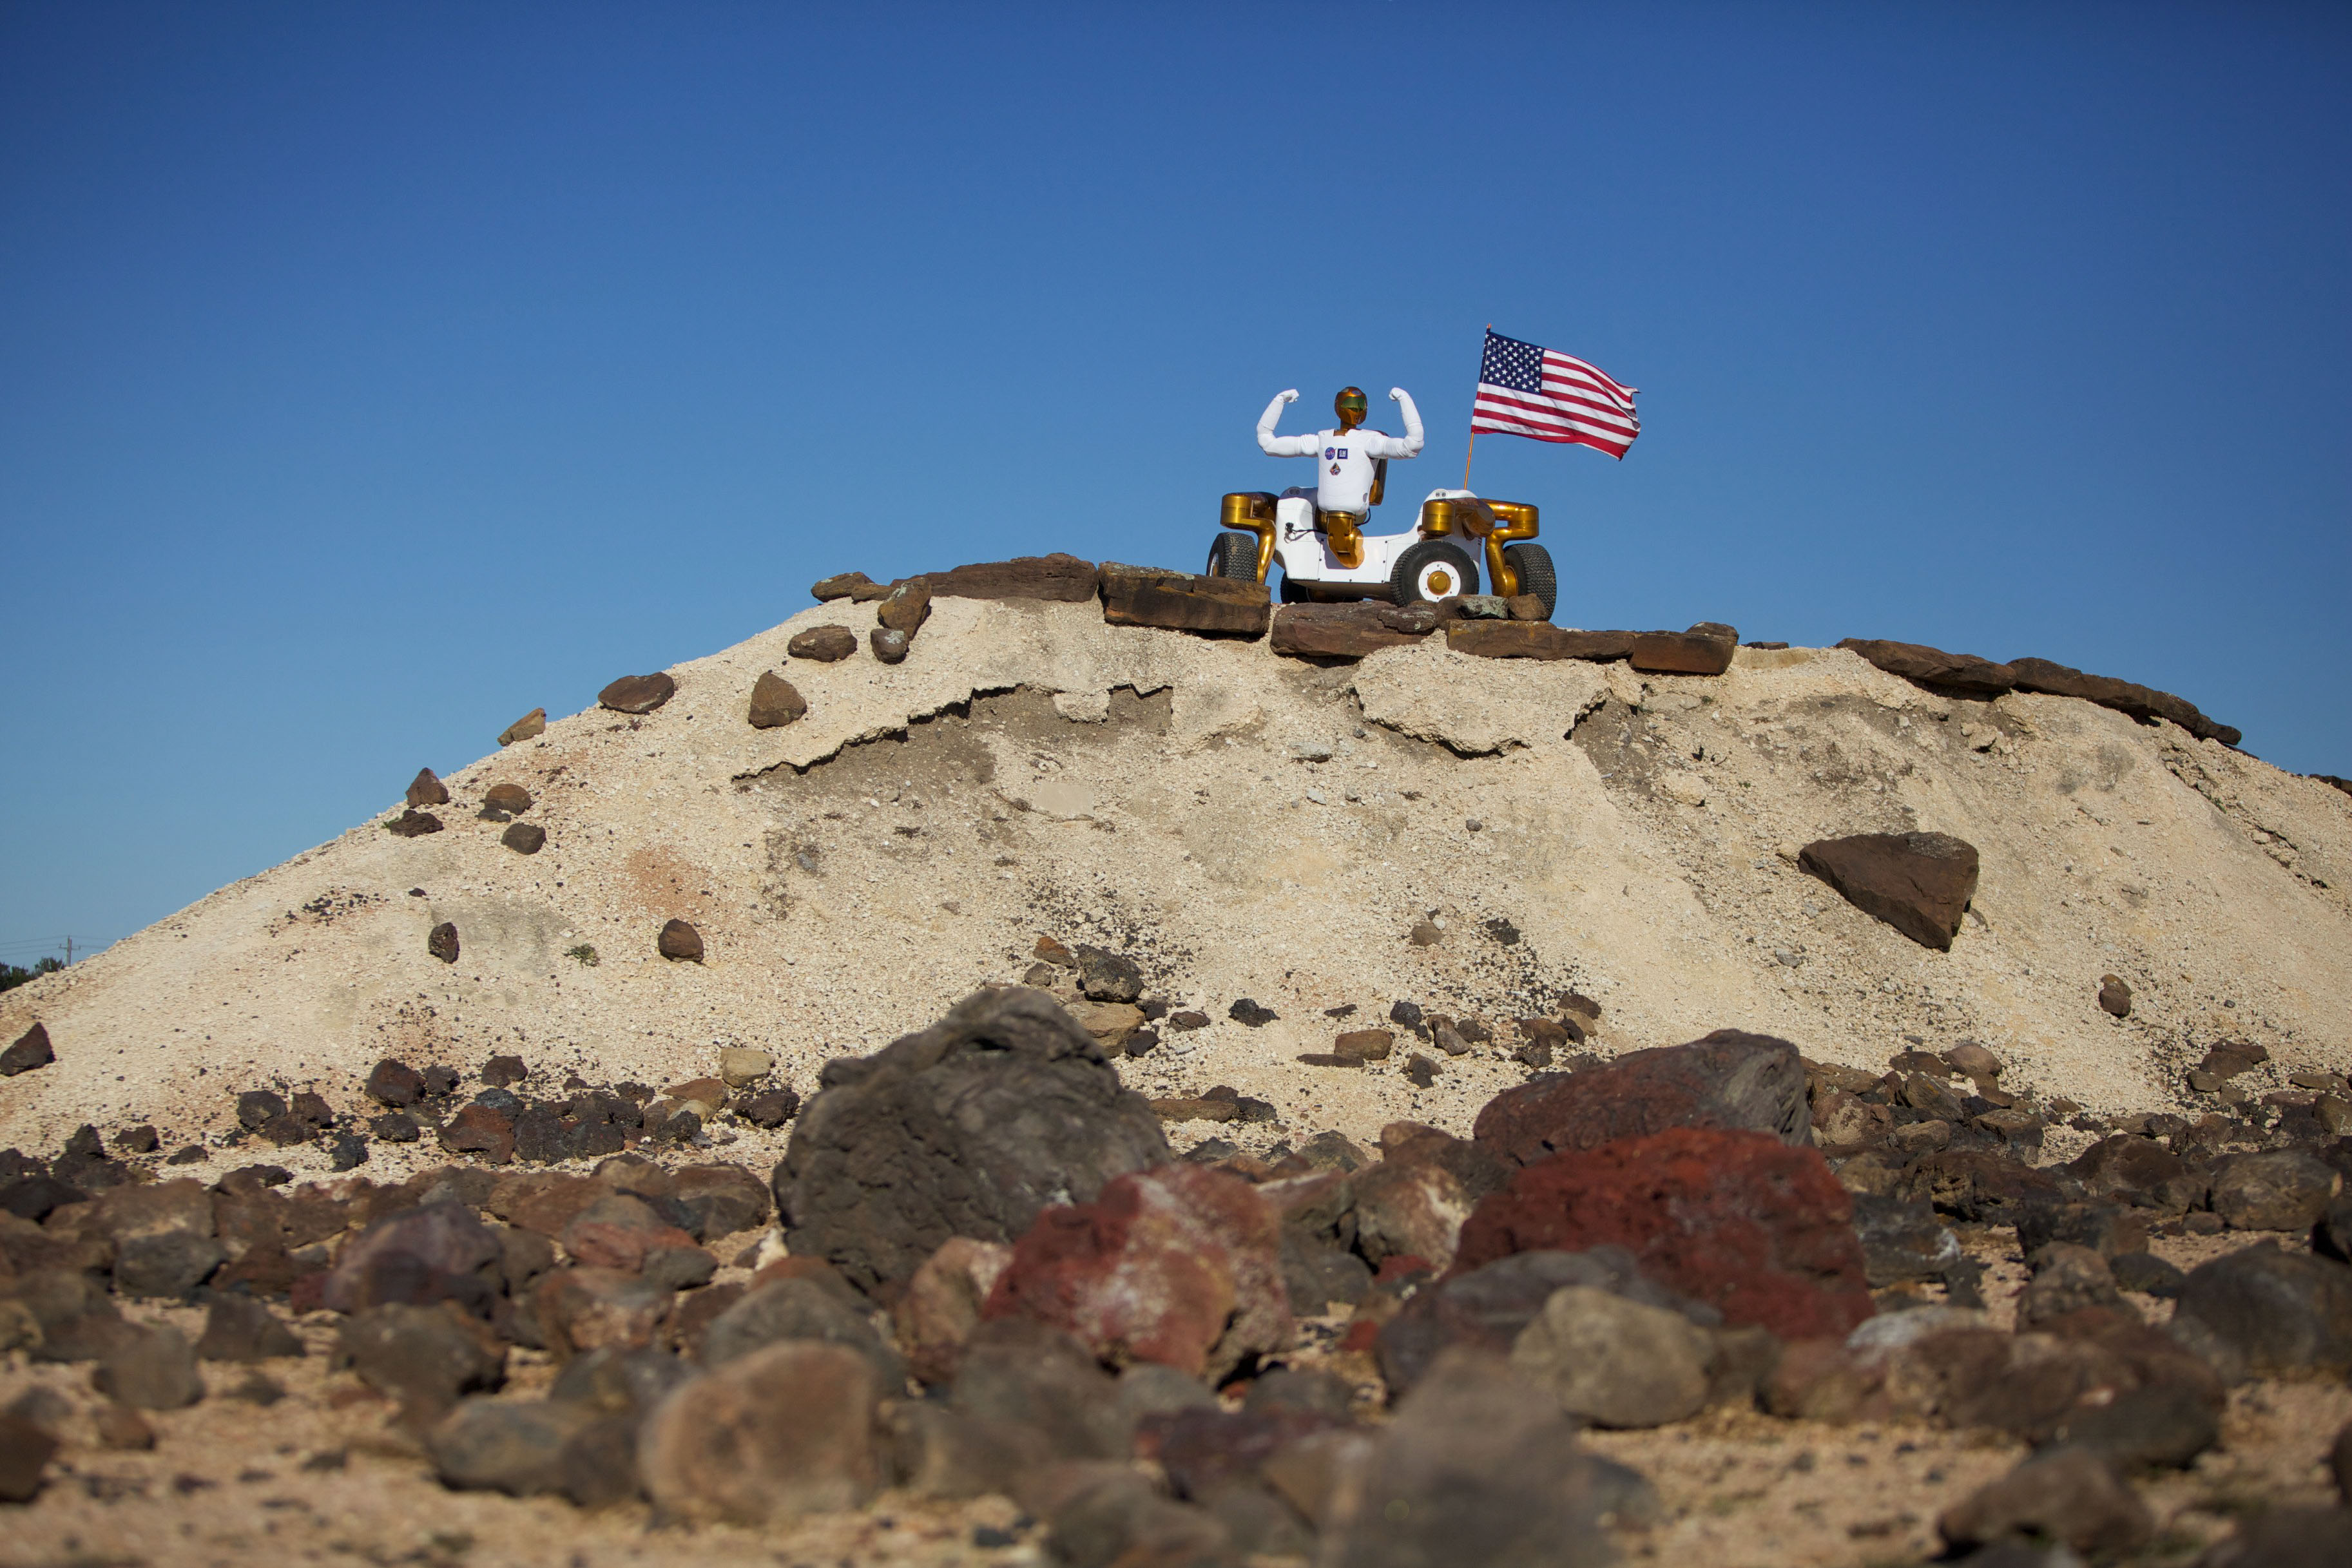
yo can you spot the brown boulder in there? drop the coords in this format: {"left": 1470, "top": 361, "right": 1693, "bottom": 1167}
{"left": 1798, "top": 831, "right": 1980, "bottom": 950}
{"left": 919, "top": 553, "right": 1098, "bottom": 602}
{"left": 1269, "top": 601, "right": 1439, "bottom": 658}
{"left": 895, "top": 1237, "right": 1015, "bottom": 1385}
{"left": 405, "top": 768, "right": 450, "bottom": 807}
{"left": 786, "top": 625, "right": 858, "bottom": 662}
{"left": 1475, "top": 1029, "right": 1810, "bottom": 1165}
{"left": 1836, "top": 638, "right": 2017, "bottom": 696}
{"left": 870, "top": 627, "right": 909, "bottom": 664}
{"left": 482, "top": 783, "right": 532, "bottom": 814}
{"left": 1938, "top": 1446, "right": 2153, "bottom": 1558}
{"left": 876, "top": 578, "right": 932, "bottom": 634}
{"left": 657, "top": 919, "right": 703, "bottom": 962}
{"left": 810, "top": 570, "right": 874, "bottom": 601}
{"left": 1628, "top": 624, "right": 1736, "bottom": 675}
{"left": 597, "top": 672, "right": 676, "bottom": 714}
{"left": 496, "top": 708, "right": 546, "bottom": 746}
{"left": 746, "top": 671, "right": 807, "bottom": 729}
{"left": 637, "top": 1341, "right": 882, "bottom": 1523}
{"left": 1097, "top": 562, "right": 1269, "bottom": 637}
{"left": 386, "top": 808, "right": 443, "bottom": 837}
{"left": 499, "top": 822, "right": 545, "bottom": 855}
{"left": 427, "top": 922, "right": 459, "bottom": 964}
{"left": 1451, "top": 1127, "right": 1874, "bottom": 1339}
{"left": 1, "top": 1024, "right": 53, "bottom": 1077}
{"left": 2098, "top": 974, "right": 2133, "bottom": 1017}
{"left": 2007, "top": 656, "right": 2241, "bottom": 747}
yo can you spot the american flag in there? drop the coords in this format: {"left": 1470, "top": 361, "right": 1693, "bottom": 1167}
{"left": 1471, "top": 329, "right": 1641, "bottom": 459}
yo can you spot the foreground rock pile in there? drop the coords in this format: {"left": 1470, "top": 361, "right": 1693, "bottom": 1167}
{"left": 0, "top": 986, "right": 2348, "bottom": 1565}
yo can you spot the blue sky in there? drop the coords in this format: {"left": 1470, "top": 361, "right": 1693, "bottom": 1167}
{"left": 3, "top": 1, "right": 2347, "bottom": 960}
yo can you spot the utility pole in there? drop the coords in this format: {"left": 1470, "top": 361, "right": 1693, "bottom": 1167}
{"left": 63, "top": 937, "right": 72, "bottom": 966}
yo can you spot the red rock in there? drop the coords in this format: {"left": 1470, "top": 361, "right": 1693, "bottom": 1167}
{"left": 1450, "top": 1127, "right": 1874, "bottom": 1340}
{"left": 983, "top": 1163, "right": 1291, "bottom": 1381}
{"left": 439, "top": 1104, "right": 514, "bottom": 1164}
{"left": 1628, "top": 625, "right": 1735, "bottom": 675}
{"left": 919, "top": 553, "right": 1099, "bottom": 602}
{"left": 1474, "top": 1029, "right": 1809, "bottom": 1166}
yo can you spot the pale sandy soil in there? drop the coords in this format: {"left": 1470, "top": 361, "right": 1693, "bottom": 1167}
{"left": 2, "top": 591, "right": 2347, "bottom": 1567}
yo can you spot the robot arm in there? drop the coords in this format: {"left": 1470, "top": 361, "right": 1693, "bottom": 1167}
{"left": 1257, "top": 388, "right": 1318, "bottom": 456}
{"left": 1363, "top": 387, "right": 1426, "bottom": 458}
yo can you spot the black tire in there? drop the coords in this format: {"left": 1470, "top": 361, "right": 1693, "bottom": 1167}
{"left": 1503, "top": 541, "right": 1557, "bottom": 620}
{"left": 1390, "top": 539, "right": 1479, "bottom": 606}
{"left": 1207, "top": 531, "right": 1259, "bottom": 582}
{"left": 1278, "top": 573, "right": 1311, "bottom": 604}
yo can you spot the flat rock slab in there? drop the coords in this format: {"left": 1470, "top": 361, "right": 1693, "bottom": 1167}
{"left": 1800, "top": 832, "right": 1980, "bottom": 951}
{"left": 1628, "top": 627, "right": 1735, "bottom": 676}
{"left": 598, "top": 673, "right": 677, "bottom": 714}
{"left": 1097, "top": 563, "right": 1269, "bottom": 638}
{"left": 787, "top": 626, "right": 858, "bottom": 662}
{"left": 2009, "top": 656, "right": 2241, "bottom": 746}
{"left": 919, "top": 554, "right": 1099, "bottom": 602}
{"left": 1448, "top": 623, "right": 1635, "bottom": 662}
{"left": 1269, "top": 602, "right": 1438, "bottom": 658}
{"left": 495, "top": 707, "right": 545, "bottom": 745}
{"left": 1837, "top": 638, "right": 2018, "bottom": 696}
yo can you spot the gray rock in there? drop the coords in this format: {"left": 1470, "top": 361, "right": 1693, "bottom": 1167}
{"left": 548, "top": 1346, "right": 694, "bottom": 1418}
{"left": 427, "top": 1398, "right": 599, "bottom": 1495}
{"left": 2045, "top": 1380, "right": 2219, "bottom": 1473}
{"left": 2192, "top": 1507, "right": 2352, "bottom": 1568}
{"left": 0, "top": 1413, "right": 57, "bottom": 1502}
{"left": 1850, "top": 1194, "right": 1962, "bottom": 1286}
{"left": 869, "top": 627, "right": 909, "bottom": 664}
{"left": 1074, "top": 944, "right": 1143, "bottom": 1004}
{"left": 1118, "top": 1361, "right": 1219, "bottom": 1423}
{"left": 1325, "top": 1347, "right": 1626, "bottom": 1567}
{"left": 1508, "top": 1285, "right": 1713, "bottom": 1428}
{"left": 1378, "top": 1247, "right": 1717, "bottom": 1399}
{"left": 951, "top": 1318, "right": 1133, "bottom": 1460}
{"left": 1041, "top": 1464, "right": 1231, "bottom": 1568}
{"left": 557, "top": 1413, "right": 641, "bottom": 1508}
{"left": 92, "top": 1324, "right": 206, "bottom": 1411}
{"left": 114, "top": 1232, "right": 226, "bottom": 1299}
{"left": 1939, "top": 1447, "right": 2153, "bottom": 1557}
{"left": 194, "top": 1295, "right": 304, "bottom": 1361}
{"left": 773, "top": 988, "right": 1168, "bottom": 1292}
{"left": 886, "top": 1401, "right": 1052, "bottom": 1500}
{"left": 2068, "top": 1134, "right": 2206, "bottom": 1216}
{"left": 697, "top": 1277, "right": 905, "bottom": 1389}
{"left": 2018, "top": 1243, "right": 2130, "bottom": 1327}
{"left": 334, "top": 1301, "right": 505, "bottom": 1415}
{"left": 2210, "top": 1149, "right": 2341, "bottom": 1232}
{"left": 2110, "top": 1251, "right": 2188, "bottom": 1298}
{"left": 2170, "top": 1245, "right": 2352, "bottom": 1381}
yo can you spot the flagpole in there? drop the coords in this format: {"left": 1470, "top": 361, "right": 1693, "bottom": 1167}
{"left": 1463, "top": 321, "right": 1490, "bottom": 491}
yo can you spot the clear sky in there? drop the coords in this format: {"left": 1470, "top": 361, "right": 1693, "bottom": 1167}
{"left": 3, "top": 1, "right": 2347, "bottom": 962}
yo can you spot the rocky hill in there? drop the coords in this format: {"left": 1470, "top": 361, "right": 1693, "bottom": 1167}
{"left": 2, "top": 555, "right": 2346, "bottom": 1172}
{"left": 0, "top": 553, "right": 2347, "bottom": 1568}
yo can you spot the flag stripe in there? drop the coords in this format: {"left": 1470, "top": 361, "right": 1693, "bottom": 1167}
{"left": 1473, "top": 329, "right": 1639, "bottom": 459}
{"left": 1473, "top": 387, "right": 1637, "bottom": 437}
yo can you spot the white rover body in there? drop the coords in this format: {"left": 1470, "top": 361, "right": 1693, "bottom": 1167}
{"left": 1211, "top": 387, "right": 1557, "bottom": 616}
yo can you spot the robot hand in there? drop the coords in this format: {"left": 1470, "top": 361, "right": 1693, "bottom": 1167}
{"left": 1279, "top": 388, "right": 1299, "bottom": 403}
{"left": 1388, "top": 387, "right": 1406, "bottom": 401}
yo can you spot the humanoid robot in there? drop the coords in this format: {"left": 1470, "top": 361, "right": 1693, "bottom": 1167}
{"left": 1255, "top": 386, "right": 1425, "bottom": 568}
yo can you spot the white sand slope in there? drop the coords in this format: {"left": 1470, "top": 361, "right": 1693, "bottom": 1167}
{"left": 4, "top": 593, "right": 2347, "bottom": 1180}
